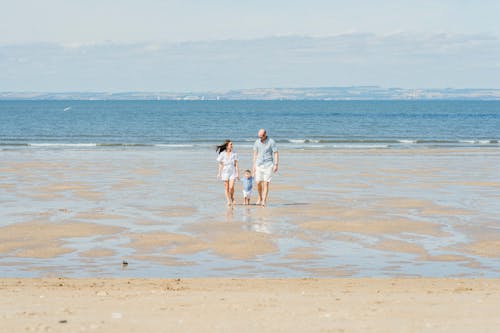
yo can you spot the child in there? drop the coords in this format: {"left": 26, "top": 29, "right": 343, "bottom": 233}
{"left": 241, "top": 169, "right": 253, "bottom": 205}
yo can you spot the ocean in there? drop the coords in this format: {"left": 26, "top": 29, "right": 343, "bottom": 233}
{"left": 1, "top": 100, "right": 499, "bottom": 150}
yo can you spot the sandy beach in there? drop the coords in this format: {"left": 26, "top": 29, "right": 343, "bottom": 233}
{"left": 1, "top": 278, "right": 499, "bottom": 332}
{"left": 1, "top": 147, "right": 499, "bottom": 277}
{"left": 1, "top": 147, "right": 499, "bottom": 331}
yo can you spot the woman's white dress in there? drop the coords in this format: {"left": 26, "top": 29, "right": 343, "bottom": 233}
{"left": 217, "top": 151, "right": 238, "bottom": 180}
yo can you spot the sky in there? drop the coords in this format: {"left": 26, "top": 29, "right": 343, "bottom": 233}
{"left": 1, "top": 0, "right": 500, "bottom": 91}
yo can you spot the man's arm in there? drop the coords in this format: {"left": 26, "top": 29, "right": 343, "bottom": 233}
{"left": 252, "top": 150, "right": 257, "bottom": 175}
{"left": 273, "top": 151, "right": 279, "bottom": 173}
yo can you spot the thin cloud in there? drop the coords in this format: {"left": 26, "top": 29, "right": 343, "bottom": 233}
{"left": 1, "top": 33, "right": 499, "bottom": 91}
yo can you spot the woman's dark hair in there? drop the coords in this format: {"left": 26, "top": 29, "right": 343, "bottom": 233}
{"left": 216, "top": 140, "right": 231, "bottom": 154}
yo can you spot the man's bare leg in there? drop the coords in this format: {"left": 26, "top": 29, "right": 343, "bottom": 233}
{"left": 256, "top": 181, "right": 263, "bottom": 205}
{"left": 261, "top": 182, "right": 269, "bottom": 207}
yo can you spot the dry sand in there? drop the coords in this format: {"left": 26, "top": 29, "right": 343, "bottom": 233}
{"left": 1, "top": 278, "right": 499, "bottom": 333}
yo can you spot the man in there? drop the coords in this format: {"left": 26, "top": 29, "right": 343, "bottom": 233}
{"left": 253, "top": 128, "right": 279, "bottom": 207}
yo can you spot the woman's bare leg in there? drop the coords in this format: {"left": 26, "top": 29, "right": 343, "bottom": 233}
{"left": 224, "top": 181, "right": 231, "bottom": 206}
{"left": 228, "top": 179, "right": 235, "bottom": 204}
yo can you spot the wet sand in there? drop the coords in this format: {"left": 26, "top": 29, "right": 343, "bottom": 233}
{"left": 1, "top": 278, "right": 499, "bottom": 333}
{"left": 0, "top": 147, "right": 499, "bottom": 277}
{"left": 1, "top": 147, "right": 499, "bottom": 331}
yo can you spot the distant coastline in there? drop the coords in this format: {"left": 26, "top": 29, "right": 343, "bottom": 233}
{"left": 1, "top": 86, "right": 500, "bottom": 100}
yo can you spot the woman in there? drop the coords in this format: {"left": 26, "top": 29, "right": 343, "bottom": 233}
{"left": 216, "top": 140, "right": 239, "bottom": 206}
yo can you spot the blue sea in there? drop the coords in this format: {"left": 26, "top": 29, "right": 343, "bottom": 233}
{"left": 1, "top": 100, "right": 499, "bottom": 150}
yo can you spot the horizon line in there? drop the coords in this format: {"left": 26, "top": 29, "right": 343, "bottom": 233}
{"left": 1, "top": 86, "right": 500, "bottom": 101}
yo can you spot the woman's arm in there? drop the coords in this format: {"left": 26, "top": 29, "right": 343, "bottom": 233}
{"left": 234, "top": 159, "right": 239, "bottom": 179}
{"left": 217, "top": 162, "right": 223, "bottom": 179}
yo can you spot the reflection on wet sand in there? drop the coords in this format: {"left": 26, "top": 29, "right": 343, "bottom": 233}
{"left": 0, "top": 147, "right": 499, "bottom": 277}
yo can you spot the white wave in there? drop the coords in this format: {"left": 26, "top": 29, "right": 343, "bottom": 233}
{"left": 29, "top": 143, "right": 97, "bottom": 147}
{"left": 155, "top": 144, "right": 194, "bottom": 147}
{"left": 288, "top": 139, "right": 306, "bottom": 144}
{"left": 399, "top": 140, "right": 417, "bottom": 144}
{"left": 459, "top": 140, "right": 495, "bottom": 144}
{"left": 331, "top": 144, "right": 389, "bottom": 149}
{"left": 287, "top": 139, "right": 321, "bottom": 144}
